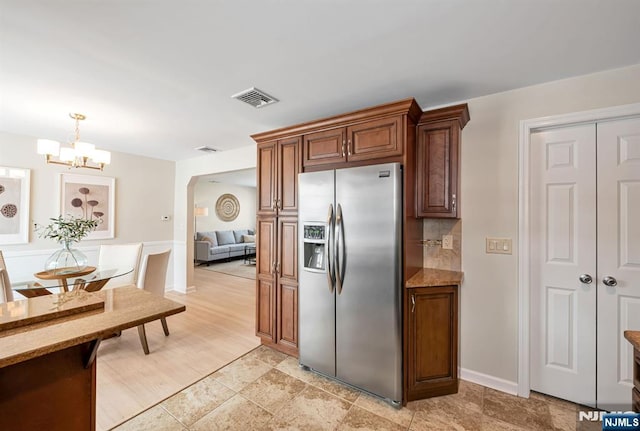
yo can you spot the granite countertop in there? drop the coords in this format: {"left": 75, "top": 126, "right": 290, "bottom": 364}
{"left": 624, "top": 330, "right": 640, "bottom": 351}
{"left": 406, "top": 267, "right": 464, "bottom": 288}
{"left": 0, "top": 286, "right": 185, "bottom": 368}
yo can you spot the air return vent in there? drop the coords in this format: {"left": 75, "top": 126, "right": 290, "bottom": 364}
{"left": 231, "top": 87, "right": 279, "bottom": 108}
{"left": 195, "top": 146, "right": 219, "bottom": 153}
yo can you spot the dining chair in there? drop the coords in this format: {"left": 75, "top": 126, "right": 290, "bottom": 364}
{"left": 97, "top": 243, "right": 143, "bottom": 288}
{"left": 136, "top": 249, "right": 171, "bottom": 355}
{"left": 0, "top": 251, "right": 14, "bottom": 304}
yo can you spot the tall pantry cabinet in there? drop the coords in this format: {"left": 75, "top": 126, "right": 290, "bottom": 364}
{"left": 255, "top": 137, "right": 301, "bottom": 356}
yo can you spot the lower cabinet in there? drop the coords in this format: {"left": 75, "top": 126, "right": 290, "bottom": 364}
{"left": 634, "top": 348, "right": 639, "bottom": 412}
{"left": 256, "top": 215, "right": 299, "bottom": 356}
{"left": 406, "top": 285, "right": 459, "bottom": 401}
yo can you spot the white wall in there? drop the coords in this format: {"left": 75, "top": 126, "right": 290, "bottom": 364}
{"left": 459, "top": 63, "right": 640, "bottom": 385}
{"left": 194, "top": 182, "right": 256, "bottom": 232}
{"left": 0, "top": 131, "right": 176, "bottom": 287}
{"left": 173, "top": 145, "right": 256, "bottom": 293}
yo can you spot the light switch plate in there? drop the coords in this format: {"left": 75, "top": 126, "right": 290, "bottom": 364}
{"left": 486, "top": 237, "right": 512, "bottom": 255}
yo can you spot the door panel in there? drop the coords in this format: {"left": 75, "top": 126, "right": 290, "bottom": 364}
{"left": 277, "top": 282, "right": 298, "bottom": 349}
{"left": 303, "top": 128, "right": 345, "bottom": 167}
{"left": 257, "top": 143, "right": 276, "bottom": 215}
{"left": 597, "top": 118, "right": 640, "bottom": 410}
{"left": 530, "top": 125, "right": 597, "bottom": 406}
{"left": 347, "top": 116, "right": 402, "bottom": 162}
{"left": 335, "top": 163, "right": 402, "bottom": 402}
{"left": 278, "top": 137, "right": 302, "bottom": 215}
{"left": 298, "top": 170, "right": 336, "bottom": 377}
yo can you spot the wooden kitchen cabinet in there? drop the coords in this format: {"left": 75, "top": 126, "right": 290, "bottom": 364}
{"left": 256, "top": 217, "right": 276, "bottom": 341}
{"left": 634, "top": 347, "right": 639, "bottom": 412}
{"left": 257, "top": 137, "right": 302, "bottom": 216}
{"left": 253, "top": 98, "right": 423, "bottom": 359}
{"left": 416, "top": 104, "right": 469, "bottom": 218}
{"left": 302, "top": 114, "right": 406, "bottom": 169}
{"left": 255, "top": 215, "right": 299, "bottom": 354}
{"left": 406, "top": 285, "right": 459, "bottom": 401}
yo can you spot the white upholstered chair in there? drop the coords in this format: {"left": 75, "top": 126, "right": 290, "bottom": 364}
{"left": 0, "top": 251, "right": 14, "bottom": 304}
{"left": 97, "top": 243, "right": 143, "bottom": 288}
{"left": 136, "top": 249, "right": 172, "bottom": 354}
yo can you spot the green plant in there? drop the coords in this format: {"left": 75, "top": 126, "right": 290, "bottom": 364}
{"left": 36, "top": 215, "right": 98, "bottom": 244}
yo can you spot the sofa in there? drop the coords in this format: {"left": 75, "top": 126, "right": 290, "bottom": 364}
{"left": 195, "top": 229, "right": 255, "bottom": 264}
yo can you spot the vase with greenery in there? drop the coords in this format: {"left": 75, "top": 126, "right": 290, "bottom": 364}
{"left": 36, "top": 215, "right": 98, "bottom": 274}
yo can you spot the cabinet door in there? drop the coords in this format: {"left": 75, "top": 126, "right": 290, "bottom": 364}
{"left": 407, "top": 286, "right": 458, "bottom": 400}
{"left": 256, "top": 217, "right": 276, "bottom": 341}
{"left": 303, "top": 128, "right": 346, "bottom": 168}
{"left": 276, "top": 218, "right": 298, "bottom": 353}
{"left": 347, "top": 115, "right": 403, "bottom": 162}
{"left": 416, "top": 120, "right": 459, "bottom": 218}
{"left": 277, "top": 137, "right": 302, "bottom": 216}
{"left": 257, "top": 142, "right": 277, "bottom": 215}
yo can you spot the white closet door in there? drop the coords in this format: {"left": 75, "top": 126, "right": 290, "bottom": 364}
{"left": 530, "top": 124, "right": 597, "bottom": 406}
{"left": 596, "top": 117, "right": 640, "bottom": 410}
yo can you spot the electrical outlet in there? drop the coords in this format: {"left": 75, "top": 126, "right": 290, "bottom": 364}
{"left": 442, "top": 235, "right": 453, "bottom": 250}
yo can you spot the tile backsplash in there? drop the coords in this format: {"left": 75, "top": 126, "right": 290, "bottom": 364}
{"left": 422, "top": 219, "right": 461, "bottom": 271}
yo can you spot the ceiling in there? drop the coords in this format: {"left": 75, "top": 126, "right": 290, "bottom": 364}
{"left": 198, "top": 168, "right": 256, "bottom": 188}
{"left": 1, "top": 0, "right": 639, "bottom": 162}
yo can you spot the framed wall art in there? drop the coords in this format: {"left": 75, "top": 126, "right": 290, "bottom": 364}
{"left": 59, "top": 173, "right": 115, "bottom": 240}
{"left": 0, "top": 166, "right": 30, "bottom": 244}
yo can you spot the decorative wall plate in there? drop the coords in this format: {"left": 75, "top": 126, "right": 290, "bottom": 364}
{"left": 215, "top": 193, "right": 240, "bottom": 221}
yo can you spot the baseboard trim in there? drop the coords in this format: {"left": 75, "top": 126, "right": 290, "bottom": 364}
{"left": 460, "top": 368, "right": 519, "bottom": 396}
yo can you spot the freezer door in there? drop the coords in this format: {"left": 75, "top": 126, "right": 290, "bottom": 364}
{"left": 335, "top": 163, "right": 402, "bottom": 402}
{"left": 298, "top": 170, "right": 336, "bottom": 377}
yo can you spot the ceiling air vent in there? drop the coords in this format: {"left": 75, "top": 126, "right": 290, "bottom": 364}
{"left": 231, "top": 87, "right": 279, "bottom": 108}
{"left": 195, "top": 146, "right": 219, "bottom": 153}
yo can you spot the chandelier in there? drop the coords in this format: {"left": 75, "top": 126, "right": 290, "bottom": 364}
{"left": 37, "top": 113, "right": 111, "bottom": 171}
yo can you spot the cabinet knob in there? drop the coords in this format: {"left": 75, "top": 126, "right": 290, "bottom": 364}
{"left": 452, "top": 194, "right": 456, "bottom": 212}
{"left": 603, "top": 276, "right": 618, "bottom": 287}
{"left": 411, "top": 294, "right": 415, "bottom": 313}
{"left": 347, "top": 140, "right": 352, "bottom": 156}
{"left": 341, "top": 140, "right": 346, "bottom": 157}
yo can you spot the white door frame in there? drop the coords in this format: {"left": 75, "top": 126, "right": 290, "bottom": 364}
{"left": 517, "top": 101, "right": 640, "bottom": 398}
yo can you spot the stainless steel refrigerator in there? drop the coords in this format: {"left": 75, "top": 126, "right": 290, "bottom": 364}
{"left": 298, "top": 162, "right": 403, "bottom": 405}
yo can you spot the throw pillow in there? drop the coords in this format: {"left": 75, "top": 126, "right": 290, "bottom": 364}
{"left": 242, "top": 234, "right": 256, "bottom": 243}
{"left": 216, "top": 230, "right": 236, "bottom": 245}
{"left": 233, "top": 229, "right": 249, "bottom": 243}
{"left": 248, "top": 229, "right": 255, "bottom": 235}
{"left": 200, "top": 234, "right": 217, "bottom": 246}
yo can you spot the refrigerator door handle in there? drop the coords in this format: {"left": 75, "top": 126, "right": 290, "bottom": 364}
{"left": 326, "top": 204, "right": 335, "bottom": 293}
{"left": 335, "top": 203, "right": 346, "bottom": 294}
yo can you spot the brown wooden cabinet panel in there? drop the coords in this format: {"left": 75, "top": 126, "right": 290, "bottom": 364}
{"left": 633, "top": 388, "right": 639, "bottom": 413}
{"left": 303, "top": 128, "right": 346, "bottom": 167}
{"left": 257, "top": 217, "right": 276, "bottom": 278}
{"left": 278, "top": 218, "right": 298, "bottom": 282}
{"left": 256, "top": 278, "right": 275, "bottom": 341}
{"left": 406, "top": 285, "right": 458, "bottom": 401}
{"left": 416, "top": 121, "right": 458, "bottom": 218}
{"left": 257, "top": 142, "right": 277, "bottom": 215}
{"left": 277, "top": 137, "right": 302, "bottom": 216}
{"left": 416, "top": 104, "right": 469, "bottom": 219}
{"left": 277, "top": 282, "right": 298, "bottom": 352}
{"left": 347, "top": 115, "right": 403, "bottom": 162}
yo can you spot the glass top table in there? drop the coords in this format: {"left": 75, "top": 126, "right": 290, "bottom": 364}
{"left": 11, "top": 266, "right": 134, "bottom": 298}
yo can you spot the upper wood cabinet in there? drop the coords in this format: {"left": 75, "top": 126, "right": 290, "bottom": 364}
{"left": 303, "top": 128, "right": 346, "bottom": 167}
{"left": 257, "top": 137, "right": 302, "bottom": 216}
{"left": 302, "top": 115, "right": 403, "bottom": 168}
{"left": 416, "top": 104, "right": 469, "bottom": 218}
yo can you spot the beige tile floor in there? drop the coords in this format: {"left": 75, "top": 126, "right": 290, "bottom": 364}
{"left": 113, "top": 346, "right": 590, "bottom": 431}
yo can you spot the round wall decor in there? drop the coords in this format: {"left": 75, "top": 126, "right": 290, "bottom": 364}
{"left": 215, "top": 193, "right": 240, "bottom": 221}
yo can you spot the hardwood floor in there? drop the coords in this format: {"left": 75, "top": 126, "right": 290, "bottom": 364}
{"left": 96, "top": 267, "right": 259, "bottom": 431}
